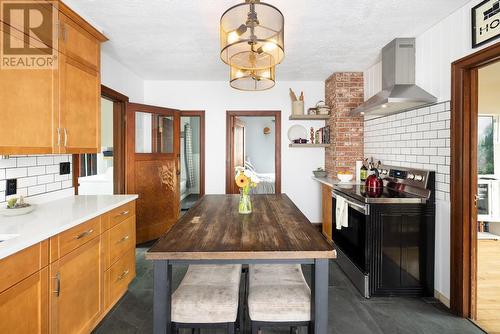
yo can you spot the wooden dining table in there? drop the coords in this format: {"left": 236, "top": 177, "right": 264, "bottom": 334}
{"left": 146, "top": 194, "right": 336, "bottom": 334}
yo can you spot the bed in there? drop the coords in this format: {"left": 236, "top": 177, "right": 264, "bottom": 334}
{"left": 245, "top": 161, "right": 276, "bottom": 194}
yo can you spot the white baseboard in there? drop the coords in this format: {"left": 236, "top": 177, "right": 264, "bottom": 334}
{"left": 434, "top": 290, "right": 450, "bottom": 308}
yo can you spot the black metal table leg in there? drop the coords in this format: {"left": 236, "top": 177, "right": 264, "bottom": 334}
{"left": 154, "top": 260, "right": 172, "bottom": 334}
{"left": 311, "top": 259, "right": 328, "bottom": 334}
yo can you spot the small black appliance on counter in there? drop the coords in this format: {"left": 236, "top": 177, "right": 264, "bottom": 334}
{"left": 332, "top": 165, "right": 435, "bottom": 298}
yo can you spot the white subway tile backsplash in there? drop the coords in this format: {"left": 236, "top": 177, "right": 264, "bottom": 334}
{"left": 28, "top": 166, "right": 46, "bottom": 176}
{"left": 0, "top": 159, "right": 16, "bottom": 168}
{"left": 28, "top": 184, "right": 46, "bottom": 196}
{"left": 16, "top": 157, "right": 37, "bottom": 167}
{"left": 364, "top": 101, "right": 451, "bottom": 196}
{"left": 0, "top": 155, "right": 72, "bottom": 203}
{"left": 37, "top": 156, "right": 54, "bottom": 165}
{"left": 6, "top": 168, "right": 27, "bottom": 179}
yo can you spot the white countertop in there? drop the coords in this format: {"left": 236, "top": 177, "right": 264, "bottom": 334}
{"left": 478, "top": 231, "right": 500, "bottom": 240}
{"left": 312, "top": 176, "right": 360, "bottom": 188}
{"left": 0, "top": 195, "right": 138, "bottom": 260}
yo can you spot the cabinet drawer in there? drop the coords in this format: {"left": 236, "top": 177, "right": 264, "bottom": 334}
{"left": 0, "top": 241, "right": 49, "bottom": 293}
{"left": 103, "top": 201, "right": 136, "bottom": 230}
{"left": 50, "top": 216, "right": 101, "bottom": 261}
{"left": 104, "top": 248, "right": 135, "bottom": 310}
{"left": 107, "top": 216, "right": 136, "bottom": 268}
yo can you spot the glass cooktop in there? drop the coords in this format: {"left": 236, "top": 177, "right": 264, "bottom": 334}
{"left": 333, "top": 184, "right": 429, "bottom": 204}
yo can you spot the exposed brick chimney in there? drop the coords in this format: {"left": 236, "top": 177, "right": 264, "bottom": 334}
{"left": 325, "top": 72, "right": 365, "bottom": 178}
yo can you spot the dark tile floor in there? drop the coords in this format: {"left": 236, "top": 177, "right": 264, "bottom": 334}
{"left": 181, "top": 194, "right": 200, "bottom": 211}
{"left": 93, "top": 247, "right": 485, "bottom": 334}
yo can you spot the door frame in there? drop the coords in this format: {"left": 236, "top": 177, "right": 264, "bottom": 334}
{"left": 180, "top": 110, "right": 206, "bottom": 196}
{"left": 72, "top": 85, "right": 128, "bottom": 194}
{"left": 450, "top": 41, "right": 500, "bottom": 317}
{"left": 225, "top": 110, "right": 281, "bottom": 194}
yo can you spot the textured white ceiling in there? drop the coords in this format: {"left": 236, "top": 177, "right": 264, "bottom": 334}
{"left": 67, "top": 0, "right": 471, "bottom": 81}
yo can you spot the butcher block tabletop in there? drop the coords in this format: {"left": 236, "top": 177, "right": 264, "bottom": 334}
{"left": 146, "top": 194, "right": 336, "bottom": 260}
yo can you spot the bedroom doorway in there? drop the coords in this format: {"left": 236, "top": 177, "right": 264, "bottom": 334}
{"left": 225, "top": 110, "right": 281, "bottom": 194}
{"left": 179, "top": 110, "right": 205, "bottom": 212}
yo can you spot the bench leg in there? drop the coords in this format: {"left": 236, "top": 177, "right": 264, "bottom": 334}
{"left": 228, "top": 322, "right": 235, "bottom": 334}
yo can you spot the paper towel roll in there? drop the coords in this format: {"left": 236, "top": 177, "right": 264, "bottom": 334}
{"left": 355, "top": 160, "right": 363, "bottom": 183}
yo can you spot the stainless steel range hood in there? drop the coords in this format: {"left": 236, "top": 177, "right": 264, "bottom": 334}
{"left": 351, "top": 38, "right": 437, "bottom": 117}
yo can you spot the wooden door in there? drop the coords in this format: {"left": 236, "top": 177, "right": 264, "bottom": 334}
{"left": 229, "top": 118, "right": 245, "bottom": 194}
{"left": 126, "top": 103, "right": 180, "bottom": 244}
{"left": 58, "top": 54, "right": 100, "bottom": 153}
{"left": 49, "top": 237, "right": 103, "bottom": 334}
{"left": 0, "top": 268, "right": 49, "bottom": 334}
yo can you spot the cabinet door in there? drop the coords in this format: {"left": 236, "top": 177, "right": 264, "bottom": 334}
{"left": 59, "top": 13, "right": 100, "bottom": 71}
{"left": 58, "top": 53, "right": 100, "bottom": 153}
{"left": 322, "top": 184, "right": 333, "bottom": 241}
{"left": 49, "top": 236, "right": 103, "bottom": 334}
{"left": 0, "top": 23, "right": 57, "bottom": 154}
{"left": 0, "top": 268, "right": 49, "bottom": 334}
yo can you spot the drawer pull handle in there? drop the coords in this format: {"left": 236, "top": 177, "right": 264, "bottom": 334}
{"left": 120, "top": 235, "right": 130, "bottom": 243}
{"left": 75, "top": 229, "right": 94, "bottom": 240}
{"left": 53, "top": 272, "right": 61, "bottom": 297}
{"left": 116, "top": 210, "right": 129, "bottom": 217}
{"left": 117, "top": 269, "right": 130, "bottom": 281}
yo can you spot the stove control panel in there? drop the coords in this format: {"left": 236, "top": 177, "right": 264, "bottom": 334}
{"left": 389, "top": 169, "right": 408, "bottom": 179}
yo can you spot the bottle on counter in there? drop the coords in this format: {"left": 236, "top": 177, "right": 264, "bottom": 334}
{"left": 360, "top": 159, "right": 368, "bottom": 181}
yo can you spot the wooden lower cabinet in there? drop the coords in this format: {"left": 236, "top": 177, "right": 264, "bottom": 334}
{"left": 0, "top": 201, "right": 136, "bottom": 333}
{"left": 321, "top": 184, "right": 333, "bottom": 241}
{"left": 0, "top": 268, "right": 49, "bottom": 334}
{"left": 104, "top": 248, "right": 136, "bottom": 311}
{"left": 49, "top": 236, "right": 103, "bottom": 334}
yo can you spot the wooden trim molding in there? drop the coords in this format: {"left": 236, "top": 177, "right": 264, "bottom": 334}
{"left": 73, "top": 85, "right": 129, "bottom": 195}
{"left": 450, "top": 41, "right": 500, "bottom": 317}
{"left": 180, "top": 110, "right": 206, "bottom": 196}
{"left": 225, "top": 110, "right": 282, "bottom": 194}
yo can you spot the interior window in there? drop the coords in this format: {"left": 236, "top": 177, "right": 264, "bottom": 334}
{"left": 478, "top": 116, "right": 495, "bottom": 175}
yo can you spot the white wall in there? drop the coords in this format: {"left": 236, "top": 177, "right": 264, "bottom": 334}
{"left": 101, "top": 52, "right": 144, "bottom": 103}
{"left": 144, "top": 81, "right": 326, "bottom": 222}
{"left": 238, "top": 116, "right": 275, "bottom": 173}
{"left": 363, "top": 0, "right": 500, "bottom": 303}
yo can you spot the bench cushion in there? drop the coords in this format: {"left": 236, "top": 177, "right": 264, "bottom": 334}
{"left": 172, "top": 264, "right": 241, "bottom": 324}
{"left": 248, "top": 264, "right": 311, "bottom": 322}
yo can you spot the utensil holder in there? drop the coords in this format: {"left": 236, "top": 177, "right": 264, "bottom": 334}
{"left": 292, "top": 101, "right": 304, "bottom": 115}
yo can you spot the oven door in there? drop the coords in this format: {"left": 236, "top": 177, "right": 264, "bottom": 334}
{"left": 332, "top": 191, "right": 369, "bottom": 273}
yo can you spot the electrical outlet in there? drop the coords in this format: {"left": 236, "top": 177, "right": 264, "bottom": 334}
{"left": 6, "top": 179, "right": 16, "bottom": 196}
{"left": 60, "top": 162, "right": 70, "bottom": 175}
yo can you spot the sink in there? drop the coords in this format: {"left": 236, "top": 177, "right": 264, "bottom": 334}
{"left": 0, "top": 234, "right": 20, "bottom": 243}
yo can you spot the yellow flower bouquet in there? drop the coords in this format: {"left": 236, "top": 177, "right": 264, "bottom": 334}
{"left": 235, "top": 166, "right": 260, "bottom": 214}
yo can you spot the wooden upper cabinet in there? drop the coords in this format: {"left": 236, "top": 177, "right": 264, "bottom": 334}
{"left": 58, "top": 55, "right": 101, "bottom": 153}
{"left": 0, "top": 3, "right": 107, "bottom": 155}
{"left": 58, "top": 13, "right": 100, "bottom": 71}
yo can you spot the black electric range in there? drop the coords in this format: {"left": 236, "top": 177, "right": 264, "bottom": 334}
{"left": 332, "top": 165, "right": 435, "bottom": 298}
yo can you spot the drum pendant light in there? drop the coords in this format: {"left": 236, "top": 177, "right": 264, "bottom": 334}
{"left": 229, "top": 64, "right": 275, "bottom": 91}
{"left": 220, "top": 0, "right": 284, "bottom": 70}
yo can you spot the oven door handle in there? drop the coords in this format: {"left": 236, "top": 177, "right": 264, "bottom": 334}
{"left": 332, "top": 191, "right": 369, "bottom": 215}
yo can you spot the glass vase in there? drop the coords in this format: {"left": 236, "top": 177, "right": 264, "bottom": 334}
{"left": 238, "top": 188, "right": 252, "bottom": 214}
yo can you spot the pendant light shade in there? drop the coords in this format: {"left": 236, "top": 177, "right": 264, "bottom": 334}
{"left": 220, "top": 0, "right": 284, "bottom": 70}
{"left": 230, "top": 64, "right": 275, "bottom": 91}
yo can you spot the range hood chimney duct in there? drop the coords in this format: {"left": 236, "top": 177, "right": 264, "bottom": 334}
{"left": 351, "top": 38, "right": 437, "bottom": 117}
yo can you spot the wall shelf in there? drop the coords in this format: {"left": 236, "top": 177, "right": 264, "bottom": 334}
{"left": 289, "top": 114, "right": 330, "bottom": 121}
{"left": 288, "top": 144, "right": 330, "bottom": 148}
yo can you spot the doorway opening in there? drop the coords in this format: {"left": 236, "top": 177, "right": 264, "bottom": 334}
{"left": 450, "top": 41, "right": 500, "bottom": 331}
{"left": 73, "top": 85, "right": 128, "bottom": 195}
{"left": 180, "top": 111, "right": 205, "bottom": 211}
{"left": 225, "top": 110, "right": 281, "bottom": 194}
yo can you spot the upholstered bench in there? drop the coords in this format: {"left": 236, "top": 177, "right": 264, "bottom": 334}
{"left": 248, "top": 264, "right": 311, "bottom": 334}
{"left": 172, "top": 264, "right": 242, "bottom": 333}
